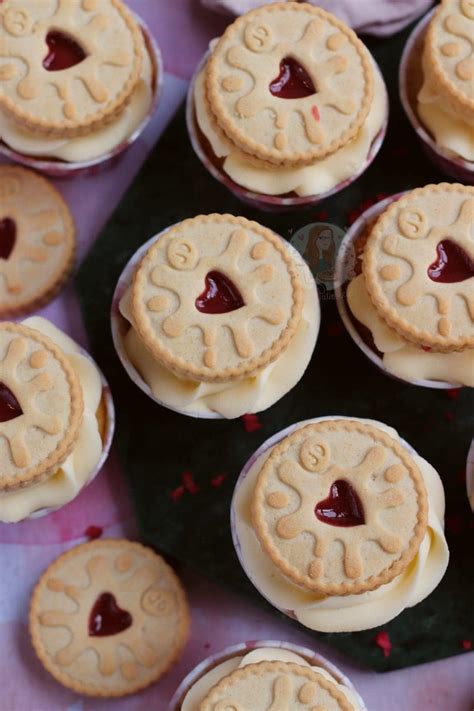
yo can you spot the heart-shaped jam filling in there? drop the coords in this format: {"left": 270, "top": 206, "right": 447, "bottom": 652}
{"left": 0, "top": 382, "right": 22, "bottom": 423}
{"left": 0, "top": 218, "right": 16, "bottom": 260}
{"left": 195, "top": 271, "right": 245, "bottom": 314}
{"left": 428, "top": 240, "right": 474, "bottom": 283}
{"left": 269, "top": 57, "right": 317, "bottom": 99}
{"left": 43, "top": 31, "right": 87, "bottom": 72}
{"left": 88, "top": 592, "right": 132, "bottom": 637}
{"left": 315, "top": 479, "right": 365, "bottom": 527}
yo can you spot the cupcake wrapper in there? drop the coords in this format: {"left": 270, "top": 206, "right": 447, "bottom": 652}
{"left": 167, "top": 639, "right": 367, "bottom": 711}
{"left": 399, "top": 9, "right": 474, "bottom": 185}
{"left": 0, "top": 17, "right": 163, "bottom": 179}
{"left": 186, "top": 52, "right": 389, "bottom": 213}
{"left": 230, "top": 415, "right": 417, "bottom": 626}
{"left": 26, "top": 348, "right": 115, "bottom": 521}
{"left": 112, "top": 225, "right": 319, "bottom": 420}
{"left": 334, "top": 194, "right": 457, "bottom": 390}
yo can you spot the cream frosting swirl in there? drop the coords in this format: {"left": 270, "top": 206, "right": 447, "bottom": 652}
{"left": 118, "top": 246, "right": 319, "bottom": 418}
{"left": 0, "top": 32, "right": 154, "bottom": 164}
{"left": 0, "top": 317, "right": 103, "bottom": 523}
{"left": 347, "top": 274, "right": 474, "bottom": 386}
{"left": 194, "top": 53, "right": 387, "bottom": 197}
{"left": 233, "top": 417, "right": 449, "bottom": 633}
{"left": 417, "top": 46, "right": 474, "bottom": 162}
{"left": 181, "top": 647, "right": 363, "bottom": 711}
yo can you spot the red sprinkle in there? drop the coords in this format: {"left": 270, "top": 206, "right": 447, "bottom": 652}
{"left": 348, "top": 209, "right": 360, "bottom": 225}
{"left": 170, "top": 485, "right": 185, "bottom": 502}
{"left": 313, "top": 210, "right": 329, "bottom": 221}
{"left": 182, "top": 471, "right": 199, "bottom": 495}
{"left": 348, "top": 195, "right": 385, "bottom": 225}
{"left": 374, "top": 630, "right": 392, "bottom": 658}
{"left": 241, "top": 413, "right": 263, "bottom": 433}
{"left": 85, "top": 525, "right": 103, "bottom": 540}
{"left": 460, "top": 640, "right": 472, "bottom": 651}
{"left": 445, "top": 514, "right": 462, "bottom": 535}
{"left": 327, "top": 321, "right": 344, "bottom": 337}
{"left": 421, "top": 345, "right": 432, "bottom": 352}
{"left": 392, "top": 146, "right": 410, "bottom": 158}
{"left": 211, "top": 473, "right": 227, "bottom": 488}
{"left": 311, "top": 105, "right": 320, "bottom": 121}
{"left": 445, "top": 388, "right": 461, "bottom": 400}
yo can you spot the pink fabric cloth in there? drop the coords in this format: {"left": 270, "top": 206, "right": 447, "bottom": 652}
{"left": 201, "top": 0, "right": 434, "bottom": 36}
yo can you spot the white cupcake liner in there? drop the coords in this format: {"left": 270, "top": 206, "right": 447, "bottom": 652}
{"left": 399, "top": 9, "right": 474, "bottom": 184}
{"left": 167, "top": 639, "right": 367, "bottom": 711}
{"left": 111, "top": 224, "right": 320, "bottom": 420}
{"left": 0, "top": 16, "right": 163, "bottom": 178}
{"left": 186, "top": 51, "right": 389, "bottom": 213}
{"left": 334, "top": 193, "right": 458, "bottom": 390}
{"left": 467, "top": 439, "right": 474, "bottom": 513}
{"left": 231, "top": 415, "right": 417, "bottom": 627}
{"left": 13, "top": 346, "right": 115, "bottom": 522}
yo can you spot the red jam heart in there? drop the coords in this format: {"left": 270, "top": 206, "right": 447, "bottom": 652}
{"left": 269, "top": 57, "right": 316, "bottom": 99}
{"left": 315, "top": 480, "right": 365, "bottom": 527}
{"left": 88, "top": 592, "right": 132, "bottom": 637}
{"left": 0, "top": 382, "right": 22, "bottom": 423}
{"left": 43, "top": 31, "right": 86, "bottom": 72}
{"left": 195, "top": 271, "right": 245, "bottom": 314}
{"left": 0, "top": 218, "right": 16, "bottom": 260}
{"left": 428, "top": 240, "right": 474, "bottom": 283}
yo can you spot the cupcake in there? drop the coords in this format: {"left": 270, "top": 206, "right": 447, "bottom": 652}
{"left": 0, "top": 166, "right": 75, "bottom": 317}
{"left": 232, "top": 416, "right": 449, "bottom": 632}
{"left": 188, "top": 2, "right": 388, "bottom": 210}
{"left": 169, "top": 641, "right": 366, "bottom": 711}
{"left": 0, "top": 317, "right": 114, "bottom": 523}
{"left": 399, "top": 1, "right": 474, "bottom": 182}
{"left": 0, "top": 0, "right": 161, "bottom": 177}
{"left": 113, "top": 214, "right": 320, "bottom": 418}
{"left": 342, "top": 184, "right": 474, "bottom": 387}
{"left": 29, "top": 539, "right": 190, "bottom": 697}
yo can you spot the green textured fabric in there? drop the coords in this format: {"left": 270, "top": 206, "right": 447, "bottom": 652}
{"left": 76, "top": 21, "right": 473, "bottom": 671}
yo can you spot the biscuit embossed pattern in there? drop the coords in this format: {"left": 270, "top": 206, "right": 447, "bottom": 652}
{"left": 253, "top": 419, "right": 428, "bottom": 596}
{"left": 205, "top": 2, "right": 374, "bottom": 166}
{"left": 199, "top": 660, "right": 354, "bottom": 711}
{"left": 132, "top": 214, "right": 303, "bottom": 382}
{"left": 29, "top": 539, "right": 190, "bottom": 697}
{"left": 363, "top": 184, "right": 474, "bottom": 351}
{"left": 425, "top": 0, "right": 474, "bottom": 120}
{"left": 0, "top": 322, "right": 83, "bottom": 491}
{"left": 0, "top": 0, "right": 142, "bottom": 136}
{"left": 0, "top": 166, "right": 75, "bottom": 317}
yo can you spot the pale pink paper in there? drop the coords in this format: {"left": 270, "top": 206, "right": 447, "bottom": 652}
{"left": 200, "top": 0, "right": 434, "bottom": 36}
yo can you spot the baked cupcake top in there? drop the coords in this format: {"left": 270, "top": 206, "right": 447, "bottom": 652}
{"left": 0, "top": 166, "right": 75, "bottom": 317}
{"left": 132, "top": 214, "right": 303, "bottom": 383}
{"left": 200, "top": 660, "right": 355, "bottom": 711}
{"left": 363, "top": 184, "right": 474, "bottom": 352}
{"left": 252, "top": 419, "right": 428, "bottom": 596}
{"left": 29, "top": 539, "right": 190, "bottom": 697}
{"left": 0, "top": 0, "right": 142, "bottom": 136}
{"left": 425, "top": 0, "right": 474, "bottom": 119}
{"left": 0, "top": 321, "right": 83, "bottom": 491}
{"left": 205, "top": 2, "right": 374, "bottom": 167}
